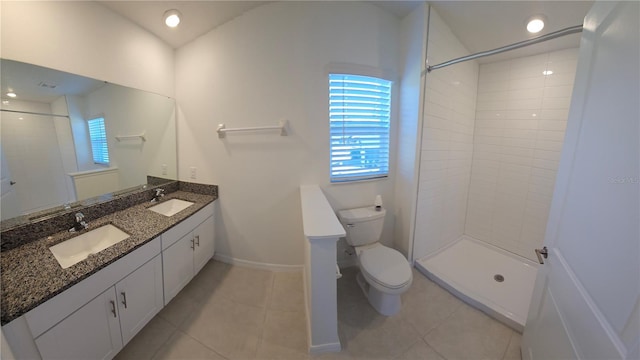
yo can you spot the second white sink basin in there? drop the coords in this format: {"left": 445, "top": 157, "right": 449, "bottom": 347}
{"left": 149, "top": 199, "right": 194, "bottom": 217}
{"left": 50, "top": 224, "right": 130, "bottom": 269}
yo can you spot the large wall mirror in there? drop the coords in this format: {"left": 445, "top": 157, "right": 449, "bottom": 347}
{"left": 0, "top": 59, "right": 177, "bottom": 224}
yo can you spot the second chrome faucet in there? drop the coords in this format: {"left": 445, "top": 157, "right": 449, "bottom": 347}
{"left": 151, "top": 188, "right": 165, "bottom": 203}
{"left": 70, "top": 212, "right": 88, "bottom": 232}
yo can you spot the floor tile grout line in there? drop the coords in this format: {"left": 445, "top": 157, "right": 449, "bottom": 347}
{"left": 419, "top": 324, "right": 452, "bottom": 360}
{"left": 500, "top": 330, "right": 515, "bottom": 360}
{"left": 180, "top": 328, "right": 231, "bottom": 360}
{"left": 423, "top": 297, "right": 465, "bottom": 338}
{"left": 148, "top": 321, "right": 179, "bottom": 360}
{"left": 256, "top": 270, "right": 277, "bottom": 354}
{"left": 419, "top": 337, "right": 449, "bottom": 360}
{"left": 391, "top": 336, "right": 424, "bottom": 360}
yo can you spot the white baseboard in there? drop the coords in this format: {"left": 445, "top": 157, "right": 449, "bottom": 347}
{"left": 302, "top": 266, "right": 313, "bottom": 354}
{"left": 213, "top": 253, "right": 304, "bottom": 272}
{"left": 308, "top": 342, "right": 342, "bottom": 355}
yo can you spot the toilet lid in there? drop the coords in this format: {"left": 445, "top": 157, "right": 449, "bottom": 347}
{"left": 359, "top": 246, "right": 412, "bottom": 289}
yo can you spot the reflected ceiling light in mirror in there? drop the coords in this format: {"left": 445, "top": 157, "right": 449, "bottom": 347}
{"left": 543, "top": 70, "right": 554, "bottom": 75}
{"left": 164, "top": 9, "right": 181, "bottom": 28}
{"left": 6, "top": 92, "right": 17, "bottom": 98}
{"left": 526, "top": 15, "right": 546, "bottom": 33}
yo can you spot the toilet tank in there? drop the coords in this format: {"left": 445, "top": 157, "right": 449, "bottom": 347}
{"left": 338, "top": 207, "right": 386, "bottom": 247}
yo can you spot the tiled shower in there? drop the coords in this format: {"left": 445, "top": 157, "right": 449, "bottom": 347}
{"left": 466, "top": 48, "right": 578, "bottom": 261}
{"left": 412, "top": 8, "right": 579, "bottom": 263}
{"left": 411, "top": 7, "right": 579, "bottom": 328}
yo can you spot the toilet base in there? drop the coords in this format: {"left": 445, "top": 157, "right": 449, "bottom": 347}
{"left": 356, "top": 272, "right": 402, "bottom": 316}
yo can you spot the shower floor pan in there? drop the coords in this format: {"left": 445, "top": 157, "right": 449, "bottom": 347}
{"left": 415, "top": 236, "right": 538, "bottom": 332}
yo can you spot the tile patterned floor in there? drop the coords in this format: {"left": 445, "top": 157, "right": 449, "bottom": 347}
{"left": 115, "top": 260, "right": 522, "bottom": 360}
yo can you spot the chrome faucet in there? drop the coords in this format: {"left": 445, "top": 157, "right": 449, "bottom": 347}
{"left": 70, "top": 212, "right": 88, "bottom": 232}
{"left": 151, "top": 188, "right": 165, "bottom": 203}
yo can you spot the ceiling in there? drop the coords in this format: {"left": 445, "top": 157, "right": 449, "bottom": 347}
{"left": 99, "top": 1, "right": 425, "bottom": 49}
{"left": 99, "top": 1, "right": 267, "bottom": 49}
{"left": 430, "top": 1, "right": 593, "bottom": 63}
{"left": 99, "top": 1, "right": 593, "bottom": 63}
{"left": 1, "top": 59, "right": 105, "bottom": 103}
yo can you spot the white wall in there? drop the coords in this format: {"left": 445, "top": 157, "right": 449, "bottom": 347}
{"left": 0, "top": 1, "right": 174, "bottom": 97}
{"left": 466, "top": 48, "right": 579, "bottom": 261}
{"left": 66, "top": 95, "right": 98, "bottom": 172}
{"left": 51, "top": 96, "right": 78, "bottom": 202}
{"left": 394, "top": 4, "right": 427, "bottom": 259}
{"left": 84, "top": 84, "right": 177, "bottom": 189}
{"left": 176, "top": 2, "right": 400, "bottom": 266}
{"left": 412, "top": 9, "right": 479, "bottom": 260}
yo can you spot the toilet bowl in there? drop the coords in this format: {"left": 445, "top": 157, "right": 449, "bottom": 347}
{"left": 338, "top": 206, "right": 412, "bottom": 316}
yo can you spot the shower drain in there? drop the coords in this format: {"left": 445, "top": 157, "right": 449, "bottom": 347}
{"left": 494, "top": 274, "right": 505, "bottom": 282}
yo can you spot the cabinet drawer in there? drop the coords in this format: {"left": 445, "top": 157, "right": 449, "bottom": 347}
{"left": 161, "top": 202, "right": 214, "bottom": 250}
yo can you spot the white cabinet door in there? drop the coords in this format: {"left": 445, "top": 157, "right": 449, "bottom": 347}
{"left": 35, "top": 287, "right": 122, "bottom": 360}
{"left": 116, "top": 255, "right": 164, "bottom": 345}
{"left": 162, "top": 233, "right": 196, "bottom": 304}
{"left": 193, "top": 216, "right": 215, "bottom": 274}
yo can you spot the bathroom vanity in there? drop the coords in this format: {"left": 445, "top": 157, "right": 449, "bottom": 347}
{"left": 1, "top": 184, "right": 217, "bottom": 359}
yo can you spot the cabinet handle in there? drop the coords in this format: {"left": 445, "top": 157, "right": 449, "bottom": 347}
{"left": 110, "top": 300, "right": 117, "bottom": 318}
{"left": 121, "top": 291, "right": 128, "bottom": 309}
{"left": 195, "top": 235, "right": 200, "bottom": 247}
{"left": 190, "top": 238, "right": 195, "bottom": 250}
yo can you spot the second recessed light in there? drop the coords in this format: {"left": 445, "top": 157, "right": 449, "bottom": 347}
{"left": 164, "top": 9, "right": 181, "bottom": 28}
{"left": 527, "top": 15, "right": 546, "bottom": 33}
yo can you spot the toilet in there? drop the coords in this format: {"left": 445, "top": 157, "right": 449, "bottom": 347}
{"left": 338, "top": 206, "right": 412, "bottom": 316}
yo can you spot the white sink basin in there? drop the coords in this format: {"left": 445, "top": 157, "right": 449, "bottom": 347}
{"left": 148, "top": 199, "right": 194, "bottom": 217}
{"left": 50, "top": 224, "right": 130, "bottom": 269}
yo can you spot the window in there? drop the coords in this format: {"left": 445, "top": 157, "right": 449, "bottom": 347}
{"left": 329, "top": 74, "right": 391, "bottom": 182}
{"left": 87, "top": 117, "right": 109, "bottom": 165}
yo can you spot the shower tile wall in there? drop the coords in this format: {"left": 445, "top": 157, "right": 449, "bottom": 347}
{"left": 465, "top": 48, "right": 579, "bottom": 261}
{"left": 412, "top": 9, "right": 479, "bottom": 260}
{"left": 1, "top": 99, "right": 71, "bottom": 214}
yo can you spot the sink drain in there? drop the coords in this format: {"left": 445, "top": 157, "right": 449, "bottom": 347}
{"left": 494, "top": 274, "right": 505, "bottom": 282}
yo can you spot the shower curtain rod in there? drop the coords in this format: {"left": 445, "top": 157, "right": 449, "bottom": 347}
{"left": 425, "top": 24, "right": 584, "bottom": 73}
{"left": 0, "top": 109, "right": 70, "bottom": 118}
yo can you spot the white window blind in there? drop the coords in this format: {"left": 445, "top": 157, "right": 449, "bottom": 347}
{"left": 87, "top": 117, "right": 109, "bottom": 165}
{"left": 329, "top": 74, "right": 391, "bottom": 182}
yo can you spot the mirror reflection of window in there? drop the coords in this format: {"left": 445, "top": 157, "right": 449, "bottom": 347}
{"left": 87, "top": 117, "right": 109, "bottom": 165}
{"left": 0, "top": 59, "right": 177, "bottom": 226}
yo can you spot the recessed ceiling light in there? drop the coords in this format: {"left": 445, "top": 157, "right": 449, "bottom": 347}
{"left": 527, "top": 15, "right": 546, "bottom": 33}
{"left": 543, "top": 70, "right": 554, "bottom": 76}
{"left": 6, "top": 92, "right": 16, "bottom": 98}
{"left": 164, "top": 9, "right": 181, "bottom": 28}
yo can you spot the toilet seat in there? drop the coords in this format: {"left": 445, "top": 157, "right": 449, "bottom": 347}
{"left": 358, "top": 245, "right": 412, "bottom": 292}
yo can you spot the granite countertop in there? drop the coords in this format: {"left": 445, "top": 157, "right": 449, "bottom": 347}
{"left": 1, "top": 190, "right": 216, "bottom": 325}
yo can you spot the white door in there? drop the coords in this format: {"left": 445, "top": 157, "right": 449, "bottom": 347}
{"left": 116, "top": 255, "right": 164, "bottom": 345}
{"left": 0, "top": 143, "right": 20, "bottom": 220}
{"left": 522, "top": 2, "right": 639, "bottom": 359}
